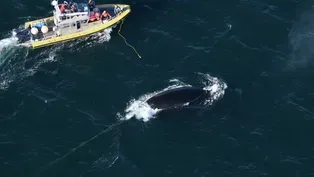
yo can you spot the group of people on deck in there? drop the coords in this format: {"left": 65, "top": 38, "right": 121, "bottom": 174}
{"left": 88, "top": 0, "right": 111, "bottom": 22}
{"left": 59, "top": 0, "right": 111, "bottom": 22}
{"left": 59, "top": 0, "right": 78, "bottom": 13}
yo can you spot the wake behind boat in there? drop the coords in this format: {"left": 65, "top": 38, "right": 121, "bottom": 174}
{"left": 14, "top": 0, "right": 131, "bottom": 49}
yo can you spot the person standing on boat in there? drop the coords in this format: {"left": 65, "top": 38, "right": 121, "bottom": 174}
{"left": 59, "top": 2, "right": 66, "bottom": 13}
{"left": 88, "top": 0, "right": 95, "bottom": 11}
{"left": 70, "top": 3, "right": 78, "bottom": 12}
{"left": 67, "top": 0, "right": 78, "bottom": 12}
{"left": 60, "top": 1, "right": 71, "bottom": 13}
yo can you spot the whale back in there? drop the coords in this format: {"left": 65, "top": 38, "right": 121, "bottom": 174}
{"left": 146, "top": 86, "right": 207, "bottom": 109}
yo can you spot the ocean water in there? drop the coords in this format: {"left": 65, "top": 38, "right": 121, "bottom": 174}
{"left": 1, "top": 0, "right": 314, "bottom": 177}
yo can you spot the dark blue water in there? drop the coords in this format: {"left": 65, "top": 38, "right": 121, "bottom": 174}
{"left": 1, "top": 0, "right": 314, "bottom": 177}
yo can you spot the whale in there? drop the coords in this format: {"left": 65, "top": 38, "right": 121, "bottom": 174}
{"left": 146, "top": 86, "right": 210, "bottom": 110}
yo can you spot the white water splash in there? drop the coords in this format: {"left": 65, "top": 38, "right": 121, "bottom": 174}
{"left": 0, "top": 31, "right": 19, "bottom": 66}
{"left": 0, "top": 44, "right": 59, "bottom": 90}
{"left": 65, "top": 27, "right": 113, "bottom": 52}
{"left": 93, "top": 28, "right": 113, "bottom": 44}
{"left": 0, "top": 33, "right": 18, "bottom": 52}
{"left": 0, "top": 25, "right": 115, "bottom": 90}
{"left": 123, "top": 96, "right": 160, "bottom": 122}
{"left": 118, "top": 73, "right": 227, "bottom": 122}
{"left": 199, "top": 73, "right": 228, "bottom": 105}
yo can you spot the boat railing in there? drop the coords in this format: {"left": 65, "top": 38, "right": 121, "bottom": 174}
{"left": 59, "top": 12, "right": 88, "bottom": 17}
{"left": 30, "top": 2, "right": 131, "bottom": 43}
{"left": 53, "top": 10, "right": 89, "bottom": 26}
{"left": 40, "top": 34, "right": 56, "bottom": 41}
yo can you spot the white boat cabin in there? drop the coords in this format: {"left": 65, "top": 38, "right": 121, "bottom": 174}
{"left": 51, "top": 0, "right": 90, "bottom": 29}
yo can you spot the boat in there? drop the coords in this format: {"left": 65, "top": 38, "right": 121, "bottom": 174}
{"left": 14, "top": 0, "right": 131, "bottom": 49}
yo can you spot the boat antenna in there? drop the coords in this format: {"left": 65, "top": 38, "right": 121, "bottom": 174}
{"left": 118, "top": 19, "right": 142, "bottom": 58}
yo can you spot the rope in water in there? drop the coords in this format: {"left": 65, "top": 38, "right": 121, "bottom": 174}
{"left": 35, "top": 121, "right": 124, "bottom": 176}
{"left": 118, "top": 19, "right": 142, "bottom": 58}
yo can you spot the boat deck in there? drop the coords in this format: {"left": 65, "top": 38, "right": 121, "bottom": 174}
{"left": 35, "top": 20, "right": 105, "bottom": 41}
{"left": 22, "top": 3, "right": 131, "bottom": 49}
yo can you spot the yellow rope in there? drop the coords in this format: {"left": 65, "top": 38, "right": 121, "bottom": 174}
{"left": 118, "top": 19, "right": 142, "bottom": 58}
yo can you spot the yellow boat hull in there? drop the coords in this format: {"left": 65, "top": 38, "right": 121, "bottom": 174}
{"left": 24, "top": 4, "right": 131, "bottom": 49}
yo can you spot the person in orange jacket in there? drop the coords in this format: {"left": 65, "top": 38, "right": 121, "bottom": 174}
{"left": 59, "top": 1, "right": 70, "bottom": 13}
{"left": 89, "top": 11, "right": 96, "bottom": 22}
{"left": 60, "top": 3, "right": 66, "bottom": 13}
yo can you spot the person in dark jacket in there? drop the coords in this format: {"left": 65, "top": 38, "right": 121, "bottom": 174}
{"left": 88, "top": 0, "right": 95, "bottom": 11}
